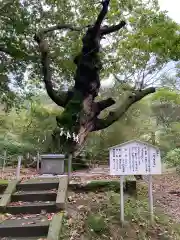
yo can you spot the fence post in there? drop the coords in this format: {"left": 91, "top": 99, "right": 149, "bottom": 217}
{"left": 1, "top": 151, "right": 7, "bottom": 178}
{"left": 37, "top": 152, "right": 40, "bottom": 171}
{"left": 68, "top": 154, "right": 72, "bottom": 183}
{"left": 16, "top": 156, "right": 22, "bottom": 180}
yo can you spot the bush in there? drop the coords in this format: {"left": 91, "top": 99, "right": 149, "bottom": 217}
{"left": 0, "top": 138, "right": 34, "bottom": 156}
{"left": 87, "top": 214, "right": 106, "bottom": 233}
{"left": 165, "top": 148, "right": 180, "bottom": 167}
{"left": 176, "top": 166, "right": 180, "bottom": 175}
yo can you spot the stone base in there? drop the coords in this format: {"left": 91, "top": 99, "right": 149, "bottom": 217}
{"left": 40, "top": 154, "right": 65, "bottom": 175}
{"left": 38, "top": 174, "right": 68, "bottom": 178}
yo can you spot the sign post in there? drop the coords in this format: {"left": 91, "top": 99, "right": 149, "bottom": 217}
{"left": 120, "top": 176, "right": 124, "bottom": 224}
{"left": 148, "top": 175, "right": 154, "bottom": 223}
{"left": 109, "top": 140, "right": 161, "bottom": 224}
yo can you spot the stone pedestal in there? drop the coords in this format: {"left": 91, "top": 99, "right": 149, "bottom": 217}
{"left": 40, "top": 154, "right": 65, "bottom": 175}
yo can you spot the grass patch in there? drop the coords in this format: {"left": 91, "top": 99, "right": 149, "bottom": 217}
{"left": 69, "top": 180, "right": 121, "bottom": 193}
{"left": 0, "top": 179, "right": 8, "bottom": 185}
{"left": 69, "top": 180, "right": 136, "bottom": 195}
{"left": 84, "top": 180, "right": 121, "bottom": 192}
{"left": 99, "top": 185, "right": 180, "bottom": 239}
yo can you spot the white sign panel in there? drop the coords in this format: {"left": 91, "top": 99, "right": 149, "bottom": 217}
{"left": 109, "top": 140, "right": 161, "bottom": 175}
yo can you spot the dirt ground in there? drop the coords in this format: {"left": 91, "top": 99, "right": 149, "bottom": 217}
{"left": 1, "top": 166, "right": 180, "bottom": 223}
{"left": 61, "top": 185, "right": 180, "bottom": 240}
{"left": 153, "top": 173, "right": 180, "bottom": 222}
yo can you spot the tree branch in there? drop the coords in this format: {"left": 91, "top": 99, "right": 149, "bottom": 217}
{"left": 36, "top": 39, "right": 66, "bottom": 107}
{"left": 0, "top": 45, "right": 35, "bottom": 61}
{"left": 36, "top": 24, "right": 81, "bottom": 38}
{"left": 96, "top": 98, "right": 115, "bottom": 112}
{"left": 58, "top": 89, "right": 74, "bottom": 107}
{"left": 36, "top": 41, "right": 73, "bottom": 107}
{"left": 0, "top": 46, "right": 12, "bottom": 56}
{"left": 93, "top": 87, "right": 156, "bottom": 131}
{"left": 34, "top": 25, "right": 80, "bottom": 107}
{"left": 94, "top": 0, "right": 110, "bottom": 31}
{"left": 101, "top": 21, "right": 126, "bottom": 35}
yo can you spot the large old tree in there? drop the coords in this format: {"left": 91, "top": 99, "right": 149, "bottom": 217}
{"left": 35, "top": 0, "right": 156, "bottom": 155}
{"left": 0, "top": 0, "right": 179, "bottom": 157}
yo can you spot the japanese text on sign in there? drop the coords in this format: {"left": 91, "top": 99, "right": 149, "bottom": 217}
{"left": 109, "top": 140, "right": 161, "bottom": 175}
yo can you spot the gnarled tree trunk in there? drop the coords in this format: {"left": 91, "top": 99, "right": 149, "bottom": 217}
{"left": 35, "top": 0, "right": 155, "bottom": 162}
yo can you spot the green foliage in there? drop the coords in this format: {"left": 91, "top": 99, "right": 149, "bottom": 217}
{"left": 87, "top": 214, "right": 106, "bottom": 233}
{"left": 152, "top": 88, "right": 180, "bottom": 104}
{"left": 82, "top": 180, "right": 121, "bottom": 192}
{"left": 150, "top": 77, "right": 180, "bottom": 157}
{"left": 0, "top": 95, "right": 59, "bottom": 157}
{"left": 0, "top": 138, "right": 33, "bottom": 156}
{"left": 0, "top": 180, "right": 8, "bottom": 185}
{"left": 165, "top": 148, "right": 180, "bottom": 167}
{"left": 0, "top": 0, "right": 180, "bottom": 106}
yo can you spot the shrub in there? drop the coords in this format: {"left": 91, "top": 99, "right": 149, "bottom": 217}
{"left": 87, "top": 214, "right": 106, "bottom": 233}
{"left": 176, "top": 165, "right": 180, "bottom": 175}
{"left": 165, "top": 148, "right": 180, "bottom": 167}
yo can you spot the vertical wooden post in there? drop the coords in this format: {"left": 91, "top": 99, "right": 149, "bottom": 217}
{"left": 37, "top": 152, "right": 40, "bottom": 171}
{"left": 68, "top": 154, "right": 72, "bottom": 183}
{"left": 16, "top": 156, "right": 22, "bottom": 180}
{"left": 1, "top": 151, "right": 7, "bottom": 178}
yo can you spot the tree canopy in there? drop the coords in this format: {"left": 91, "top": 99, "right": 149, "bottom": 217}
{"left": 0, "top": 0, "right": 179, "bottom": 107}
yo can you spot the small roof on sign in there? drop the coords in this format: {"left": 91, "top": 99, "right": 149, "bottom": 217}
{"left": 108, "top": 139, "right": 159, "bottom": 150}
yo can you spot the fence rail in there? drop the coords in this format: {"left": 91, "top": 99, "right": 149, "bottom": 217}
{"left": 0, "top": 150, "right": 109, "bottom": 180}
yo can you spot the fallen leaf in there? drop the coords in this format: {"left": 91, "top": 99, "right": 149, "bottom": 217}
{"left": 68, "top": 218, "right": 73, "bottom": 225}
{"left": 41, "top": 210, "right": 47, "bottom": 214}
{"left": 77, "top": 205, "right": 85, "bottom": 210}
{"left": 4, "top": 213, "right": 12, "bottom": 217}
{"left": 27, "top": 221, "right": 36, "bottom": 224}
{"left": 68, "top": 196, "right": 73, "bottom": 202}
